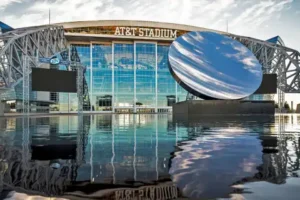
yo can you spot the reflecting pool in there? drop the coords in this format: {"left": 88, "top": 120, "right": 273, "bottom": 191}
{"left": 0, "top": 114, "right": 300, "bottom": 200}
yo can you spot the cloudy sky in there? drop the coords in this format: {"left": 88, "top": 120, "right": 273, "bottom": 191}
{"left": 0, "top": 0, "right": 299, "bottom": 50}
{"left": 1, "top": 0, "right": 299, "bottom": 107}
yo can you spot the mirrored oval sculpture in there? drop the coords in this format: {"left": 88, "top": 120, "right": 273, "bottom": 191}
{"left": 168, "top": 31, "right": 263, "bottom": 100}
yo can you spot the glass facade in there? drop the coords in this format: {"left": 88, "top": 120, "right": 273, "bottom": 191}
{"left": 135, "top": 43, "right": 156, "bottom": 111}
{"left": 56, "top": 42, "right": 188, "bottom": 113}
{"left": 114, "top": 43, "right": 134, "bottom": 110}
{"left": 92, "top": 44, "right": 112, "bottom": 111}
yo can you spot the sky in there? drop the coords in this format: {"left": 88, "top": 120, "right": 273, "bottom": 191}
{"left": 0, "top": 0, "right": 299, "bottom": 107}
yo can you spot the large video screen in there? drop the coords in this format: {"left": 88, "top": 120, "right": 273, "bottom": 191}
{"left": 32, "top": 68, "right": 77, "bottom": 93}
{"left": 254, "top": 74, "right": 277, "bottom": 94}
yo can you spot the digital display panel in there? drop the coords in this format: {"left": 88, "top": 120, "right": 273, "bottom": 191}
{"left": 168, "top": 31, "right": 263, "bottom": 100}
{"left": 32, "top": 68, "right": 77, "bottom": 93}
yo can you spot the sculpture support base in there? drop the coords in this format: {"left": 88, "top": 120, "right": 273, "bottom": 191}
{"left": 173, "top": 100, "right": 275, "bottom": 116}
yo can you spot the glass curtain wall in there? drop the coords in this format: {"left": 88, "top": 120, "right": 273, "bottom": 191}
{"left": 68, "top": 42, "right": 187, "bottom": 113}
{"left": 57, "top": 63, "right": 70, "bottom": 112}
{"left": 114, "top": 43, "right": 134, "bottom": 112}
{"left": 70, "top": 44, "right": 91, "bottom": 112}
{"left": 91, "top": 44, "right": 112, "bottom": 111}
{"left": 157, "top": 45, "right": 176, "bottom": 108}
{"left": 135, "top": 43, "right": 156, "bottom": 112}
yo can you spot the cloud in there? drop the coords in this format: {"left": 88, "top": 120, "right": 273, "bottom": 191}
{"left": 0, "top": 0, "right": 22, "bottom": 10}
{"left": 0, "top": 0, "right": 294, "bottom": 29}
{"left": 0, "top": 0, "right": 298, "bottom": 51}
{"left": 230, "top": 0, "right": 293, "bottom": 31}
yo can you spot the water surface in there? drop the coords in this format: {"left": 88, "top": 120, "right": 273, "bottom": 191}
{"left": 0, "top": 114, "right": 299, "bottom": 200}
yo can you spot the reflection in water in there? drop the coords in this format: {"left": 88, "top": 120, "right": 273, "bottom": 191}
{"left": 0, "top": 114, "right": 299, "bottom": 199}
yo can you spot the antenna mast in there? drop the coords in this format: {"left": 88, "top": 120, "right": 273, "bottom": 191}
{"left": 226, "top": 20, "right": 229, "bottom": 33}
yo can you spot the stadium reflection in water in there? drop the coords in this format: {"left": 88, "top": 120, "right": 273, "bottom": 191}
{"left": 0, "top": 114, "right": 300, "bottom": 200}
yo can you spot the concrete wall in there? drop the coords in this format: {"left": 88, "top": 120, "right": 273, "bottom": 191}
{"left": 296, "top": 104, "right": 300, "bottom": 113}
{"left": 0, "top": 102, "right": 4, "bottom": 116}
{"left": 173, "top": 100, "right": 275, "bottom": 116}
{"left": 37, "top": 91, "right": 50, "bottom": 102}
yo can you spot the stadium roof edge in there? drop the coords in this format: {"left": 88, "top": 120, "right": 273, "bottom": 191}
{"left": 54, "top": 19, "right": 227, "bottom": 34}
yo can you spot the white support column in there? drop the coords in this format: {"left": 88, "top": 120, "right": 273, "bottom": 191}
{"left": 77, "top": 62, "right": 83, "bottom": 114}
{"left": 155, "top": 43, "right": 158, "bottom": 113}
{"left": 90, "top": 127, "right": 93, "bottom": 182}
{"left": 155, "top": 114, "right": 158, "bottom": 180}
{"left": 133, "top": 115, "right": 137, "bottom": 181}
{"left": 90, "top": 43, "right": 93, "bottom": 112}
{"left": 134, "top": 42, "right": 137, "bottom": 113}
{"left": 76, "top": 114, "right": 83, "bottom": 163}
{"left": 68, "top": 47, "right": 71, "bottom": 113}
{"left": 111, "top": 116, "right": 116, "bottom": 184}
{"left": 22, "top": 115, "right": 30, "bottom": 167}
{"left": 112, "top": 43, "right": 115, "bottom": 113}
{"left": 22, "top": 55, "right": 30, "bottom": 115}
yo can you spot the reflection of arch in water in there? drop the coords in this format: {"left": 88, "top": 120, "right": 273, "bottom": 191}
{"left": 232, "top": 134, "right": 300, "bottom": 187}
{"left": 1, "top": 115, "right": 298, "bottom": 199}
{"left": 0, "top": 115, "right": 91, "bottom": 196}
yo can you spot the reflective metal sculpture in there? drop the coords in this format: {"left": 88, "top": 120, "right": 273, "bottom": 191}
{"left": 168, "top": 31, "right": 263, "bottom": 100}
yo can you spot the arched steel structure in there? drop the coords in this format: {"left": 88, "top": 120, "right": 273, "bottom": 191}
{"left": 230, "top": 34, "right": 300, "bottom": 109}
{"left": 0, "top": 25, "right": 91, "bottom": 113}
{"left": 0, "top": 25, "right": 299, "bottom": 111}
{"left": 230, "top": 34, "right": 300, "bottom": 93}
{"left": 0, "top": 25, "right": 67, "bottom": 88}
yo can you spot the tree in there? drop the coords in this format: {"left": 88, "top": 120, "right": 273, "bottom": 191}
{"left": 136, "top": 102, "right": 143, "bottom": 106}
{"left": 284, "top": 101, "right": 290, "bottom": 110}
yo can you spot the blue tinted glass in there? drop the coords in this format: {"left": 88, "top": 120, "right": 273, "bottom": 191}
{"left": 71, "top": 44, "right": 91, "bottom": 111}
{"left": 53, "top": 41, "right": 193, "bottom": 112}
{"left": 114, "top": 43, "right": 134, "bottom": 108}
{"left": 136, "top": 43, "right": 156, "bottom": 107}
{"left": 157, "top": 45, "right": 177, "bottom": 107}
{"left": 92, "top": 44, "right": 112, "bottom": 111}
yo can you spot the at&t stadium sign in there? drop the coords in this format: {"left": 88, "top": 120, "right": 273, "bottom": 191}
{"left": 114, "top": 27, "right": 178, "bottom": 39}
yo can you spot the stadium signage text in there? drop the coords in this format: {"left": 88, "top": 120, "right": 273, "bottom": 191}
{"left": 114, "top": 27, "right": 177, "bottom": 39}
{"left": 115, "top": 185, "right": 178, "bottom": 200}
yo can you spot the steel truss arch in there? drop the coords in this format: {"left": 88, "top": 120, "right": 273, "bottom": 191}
{"left": 1, "top": 25, "right": 299, "bottom": 106}
{"left": 0, "top": 25, "right": 67, "bottom": 88}
{"left": 228, "top": 34, "right": 300, "bottom": 93}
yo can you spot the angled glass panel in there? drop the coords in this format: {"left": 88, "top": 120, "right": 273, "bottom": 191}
{"left": 157, "top": 45, "right": 176, "bottom": 107}
{"left": 70, "top": 44, "right": 91, "bottom": 111}
{"left": 114, "top": 43, "right": 134, "bottom": 110}
{"left": 92, "top": 44, "right": 112, "bottom": 111}
{"left": 135, "top": 43, "right": 156, "bottom": 108}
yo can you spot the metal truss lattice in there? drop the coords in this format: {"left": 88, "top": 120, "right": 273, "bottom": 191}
{"left": 229, "top": 34, "right": 300, "bottom": 94}
{"left": 186, "top": 34, "right": 300, "bottom": 105}
{"left": 1, "top": 25, "right": 299, "bottom": 109}
{"left": 0, "top": 25, "right": 90, "bottom": 113}
{"left": 0, "top": 26, "right": 67, "bottom": 88}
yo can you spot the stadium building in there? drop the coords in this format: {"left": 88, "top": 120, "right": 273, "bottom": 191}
{"left": 57, "top": 20, "right": 228, "bottom": 113}
{"left": 1, "top": 20, "right": 299, "bottom": 114}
